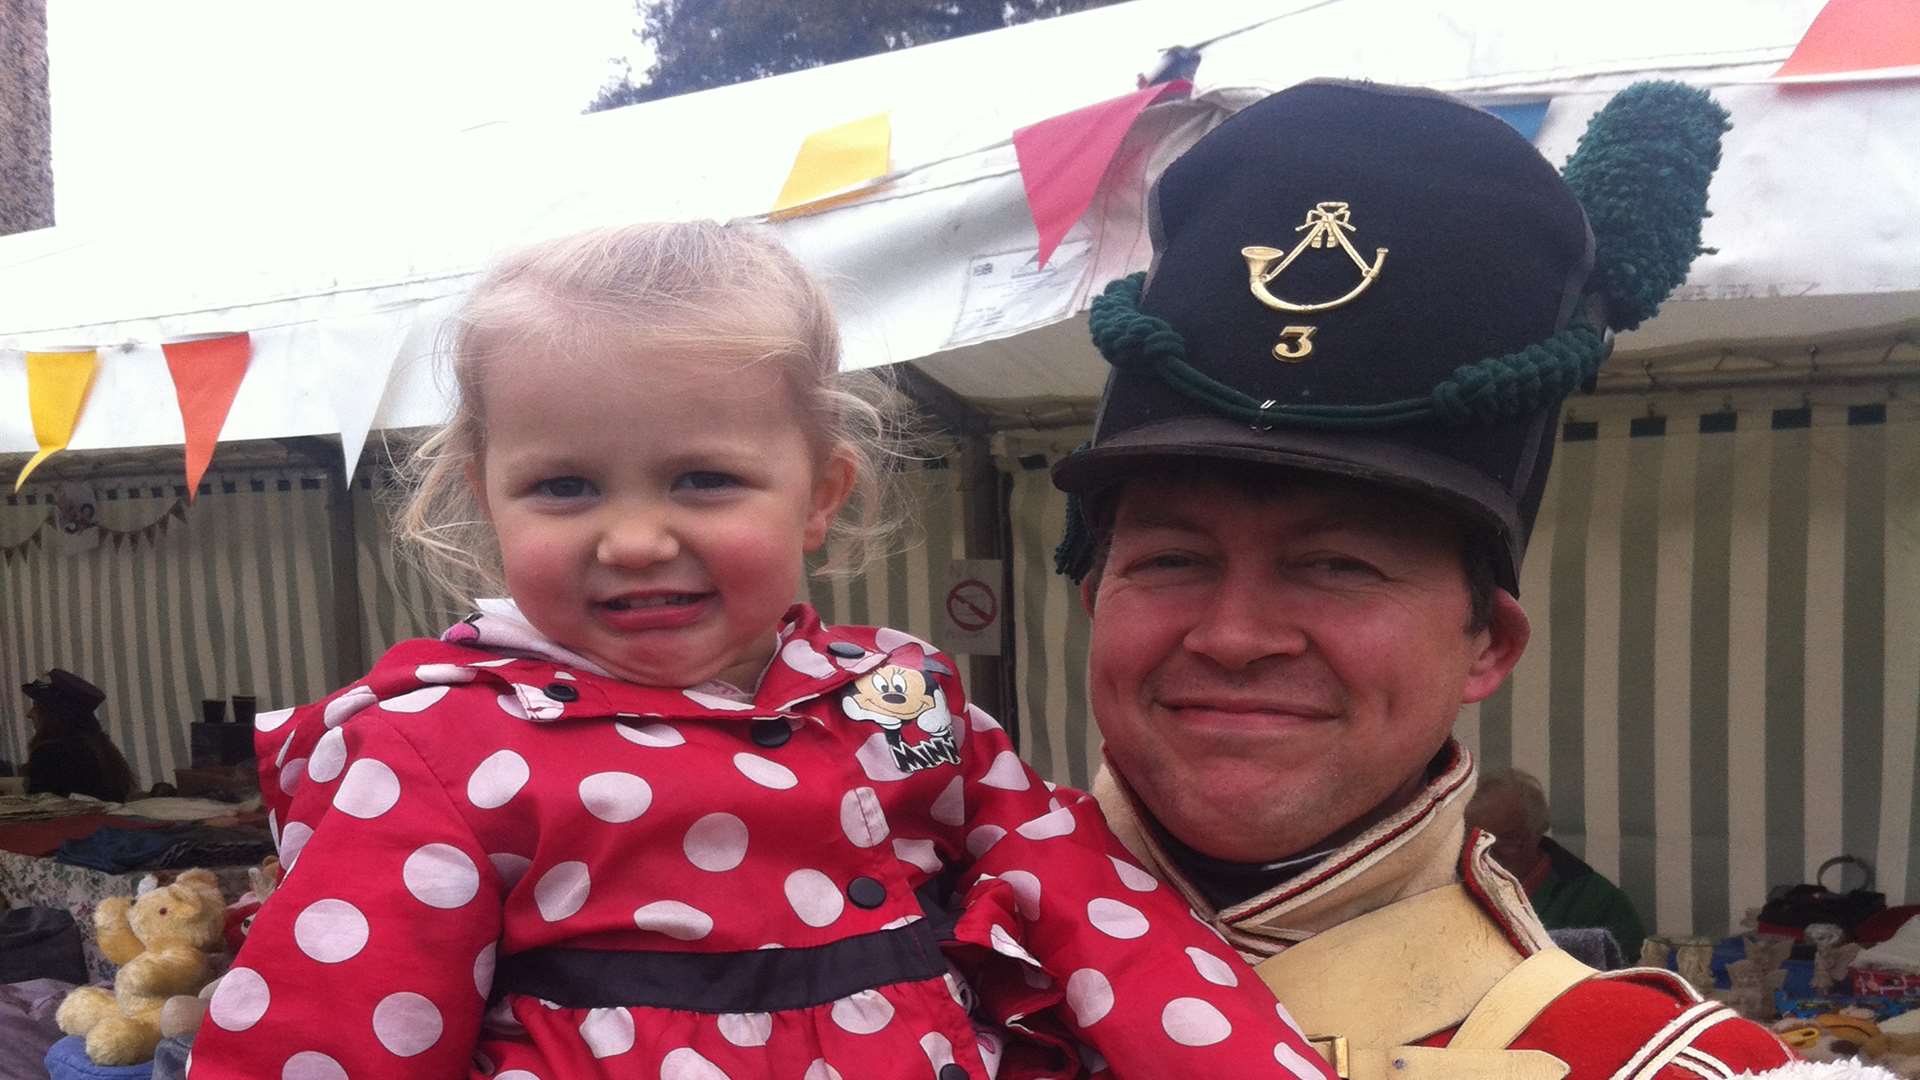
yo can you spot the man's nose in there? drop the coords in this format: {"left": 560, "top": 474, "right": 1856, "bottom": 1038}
{"left": 596, "top": 510, "right": 679, "bottom": 567}
{"left": 1181, "top": 577, "right": 1307, "bottom": 671}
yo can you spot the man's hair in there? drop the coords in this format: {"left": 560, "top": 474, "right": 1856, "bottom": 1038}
{"left": 1082, "top": 462, "right": 1503, "bottom": 633}
{"left": 1469, "top": 767, "right": 1551, "bottom": 834}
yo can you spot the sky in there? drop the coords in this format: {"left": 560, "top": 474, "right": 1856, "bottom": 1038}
{"left": 46, "top": 1, "right": 651, "bottom": 227}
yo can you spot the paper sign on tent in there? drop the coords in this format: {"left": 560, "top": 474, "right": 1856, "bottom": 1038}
{"left": 15, "top": 350, "right": 98, "bottom": 492}
{"left": 1775, "top": 0, "right": 1920, "bottom": 80}
{"left": 1013, "top": 79, "right": 1190, "bottom": 269}
{"left": 163, "top": 333, "right": 252, "bottom": 502}
{"left": 773, "top": 113, "right": 892, "bottom": 214}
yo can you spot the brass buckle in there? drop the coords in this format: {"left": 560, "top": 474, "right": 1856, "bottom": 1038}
{"left": 1308, "top": 1034, "right": 1350, "bottom": 1078}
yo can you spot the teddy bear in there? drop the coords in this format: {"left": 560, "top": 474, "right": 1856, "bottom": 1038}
{"left": 55, "top": 869, "right": 228, "bottom": 1065}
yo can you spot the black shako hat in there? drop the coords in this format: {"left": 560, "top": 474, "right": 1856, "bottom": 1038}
{"left": 22, "top": 668, "right": 106, "bottom": 715}
{"left": 1052, "top": 79, "right": 1729, "bottom": 593}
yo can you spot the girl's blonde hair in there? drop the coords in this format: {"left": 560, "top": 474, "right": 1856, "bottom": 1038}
{"left": 396, "top": 220, "right": 913, "bottom": 602}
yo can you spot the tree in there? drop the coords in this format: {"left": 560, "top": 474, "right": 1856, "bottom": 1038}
{"left": 589, "top": 0, "right": 1123, "bottom": 112}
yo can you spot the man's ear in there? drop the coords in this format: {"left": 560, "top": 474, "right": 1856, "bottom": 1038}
{"left": 1463, "top": 589, "right": 1530, "bottom": 704}
{"left": 1078, "top": 573, "right": 1097, "bottom": 616}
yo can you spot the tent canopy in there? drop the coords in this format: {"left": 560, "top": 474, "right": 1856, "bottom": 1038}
{"left": 1, "top": 0, "right": 1914, "bottom": 460}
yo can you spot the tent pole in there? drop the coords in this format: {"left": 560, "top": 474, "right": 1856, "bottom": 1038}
{"left": 325, "top": 453, "right": 365, "bottom": 689}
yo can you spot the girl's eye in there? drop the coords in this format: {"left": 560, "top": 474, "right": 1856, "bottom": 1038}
{"left": 676, "top": 471, "right": 739, "bottom": 492}
{"left": 534, "top": 477, "right": 592, "bottom": 499}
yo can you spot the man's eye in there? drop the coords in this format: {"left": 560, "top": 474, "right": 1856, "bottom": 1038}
{"left": 676, "top": 471, "right": 739, "bottom": 492}
{"left": 1307, "top": 556, "right": 1381, "bottom": 577}
{"left": 534, "top": 477, "right": 593, "bottom": 498}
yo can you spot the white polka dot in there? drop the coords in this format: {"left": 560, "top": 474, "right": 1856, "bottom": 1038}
{"left": 785, "top": 869, "right": 845, "bottom": 928}
{"left": 254, "top": 706, "right": 295, "bottom": 734}
{"left": 292, "top": 899, "right": 368, "bottom": 963}
{"left": 280, "top": 1050, "right": 345, "bottom": 1080}
{"left": 829, "top": 989, "right": 894, "bottom": 1034}
{"left": 323, "top": 685, "right": 376, "bottom": 728}
{"left": 717, "top": 1012, "right": 772, "bottom": 1047}
{"left": 1065, "top": 968, "right": 1113, "bottom": 1027}
{"left": 802, "top": 1060, "right": 844, "bottom": 1080}
{"left": 208, "top": 966, "right": 270, "bottom": 1031}
{"left": 474, "top": 942, "right": 496, "bottom": 998}
{"left": 683, "top": 688, "right": 754, "bottom": 711}
{"left": 274, "top": 730, "right": 296, "bottom": 767}
{"left": 414, "top": 664, "right": 477, "bottom": 684}
{"left": 306, "top": 729, "right": 347, "bottom": 784}
{"left": 467, "top": 750, "right": 530, "bottom": 809}
{"left": 1161, "top": 997, "right": 1231, "bottom": 1047}
{"left": 579, "top": 772, "right": 652, "bottom": 822}
{"left": 892, "top": 837, "right": 942, "bottom": 874}
{"left": 278, "top": 759, "right": 306, "bottom": 798}
{"left": 495, "top": 1073, "right": 540, "bottom": 1080}
{"left": 661, "top": 1047, "right": 732, "bottom": 1079}
{"left": 945, "top": 972, "right": 974, "bottom": 1011}
{"left": 633, "top": 900, "right": 713, "bottom": 940}
{"left": 1276, "top": 1000, "right": 1307, "bottom": 1034}
{"left": 879, "top": 914, "right": 922, "bottom": 930}
{"left": 614, "top": 721, "right": 684, "bottom": 747}
{"left": 1000, "top": 870, "right": 1043, "bottom": 921}
{"left": 579, "top": 1007, "right": 635, "bottom": 1058}
{"left": 780, "top": 639, "right": 836, "bottom": 678}
{"left": 733, "top": 753, "right": 798, "bottom": 790}
{"left": 373, "top": 992, "right": 443, "bottom": 1057}
{"left": 1016, "top": 806, "right": 1077, "bottom": 840}
{"left": 684, "top": 813, "right": 749, "bottom": 872}
{"left": 1277, "top": 1041, "right": 1322, "bottom": 1077}
{"left": 1110, "top": 855, "right": 1160, "bottom": 892}
{"left": 1187, "top": 946, "right": 1239, "bottom": 986}
{"left": 279, "top": 821, "right": 312, "bottom": 869}
{"left": 920, "top": 1030, "right": 956, "bottom": 1069}
{"left": 978, "top": 751, "right": 1031, "bottom": 790}
{"left": 508, "top": 685, "right": 567, "bottom": 721}
{"left": 966, "top": 825, "right": 1007, "bottom": 857}
{"left": 1077, "top": 1044, "right": 1109, "bottom": 1074}
{"left": 988, "top": 923, "right": 1041, "bottom": 966}
{"left": 839, "top": 787, "right": 888, "bottom": 848}
{"left": 380, "top": 685, "right": 450, "bottom": 714}
{"left": 551, "top": 670, "right": 576, "bottom": 680}
{"left": 404, "top": 844, "right": 480, "bottom": 909}
{"left": 966, "top": 704, "right": 1000, "bottom": 732}
{"left": 929, "top": 776, "right": 965, "bottom": 826}
{"left": 496, "top": 692, "right": 530, "bottom": 720}
{"left": 467, "top": 657, "right": 517, "bottom": 667}
{"left": 534, "top": 861, "right": 591, "bottom": 921}
{"left": 875, "top": 627, "right": 932, "bottom": 653}
{"left": 855, "top": 733, "right": 910, "bottom": 782}
{"left": 333, "top": 759, "right": 401, "bottom": 819}
{"left": 1087, "top": 898, "right": 1149, "bottom": 939}
{"left": 489, "top": 852, "right": 532, "bottom": 888}
{"left": 1023, "top": 966, "right": 1054, "bottom": 990}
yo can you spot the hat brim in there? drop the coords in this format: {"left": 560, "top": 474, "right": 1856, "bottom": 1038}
{"left": 1050, "top": 415, "right": 1527, "bottom": 589}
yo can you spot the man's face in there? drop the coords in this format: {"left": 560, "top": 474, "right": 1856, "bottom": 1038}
{"left": 1083, "top": 471, "right": 1528, "bottom": 863}
{"left": 1465, "top": 788, "right": 1545, "bottom": 878}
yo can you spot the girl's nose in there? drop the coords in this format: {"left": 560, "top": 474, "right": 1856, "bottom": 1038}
{"left": 597, "top": 513, "right": 679, "bottom": 567}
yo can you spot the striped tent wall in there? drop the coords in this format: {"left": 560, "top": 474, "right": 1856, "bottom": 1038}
{"left": 0, "top": 472, "right": 338, "bottom": 791}
{"left": 353, "top": 479, "right": 468, "bottom": 662}
{"left": 1003, "top": 399, "right": 1920, "bottom": 938}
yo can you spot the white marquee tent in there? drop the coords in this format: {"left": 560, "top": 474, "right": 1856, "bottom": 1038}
{"left": 1, "top": 0, "right": 1915, "bottom": 939}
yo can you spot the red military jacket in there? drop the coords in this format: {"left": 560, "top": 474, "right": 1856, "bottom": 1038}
{"left": 190, "top": 603, "right": 1332, "bottom": 1080}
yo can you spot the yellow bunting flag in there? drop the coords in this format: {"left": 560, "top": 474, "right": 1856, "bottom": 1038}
{"left": 15, "top": 350, "right": 99, "bottom": 492}
{"left": 772, "top": 113, "right": 891, "bottom": 214}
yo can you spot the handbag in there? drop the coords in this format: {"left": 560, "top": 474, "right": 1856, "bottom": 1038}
{"left": 1757, "top": 854, "right": 1887, "bottom": 936}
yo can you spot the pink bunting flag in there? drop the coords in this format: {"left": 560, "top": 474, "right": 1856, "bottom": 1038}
{"left": 1014, "top": 80, "right": 1191, "bottom": 268}
{"left": 1775, "top": 0, "right": 1920, "bottom": 80}
{"left": 162, "top": 333, "right": 252, "bottom": 502}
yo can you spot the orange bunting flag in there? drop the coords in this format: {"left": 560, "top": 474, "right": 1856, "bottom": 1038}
{"left": 773, "top": 113, "right": 891, "bottom": 214}
{"left": 1014, "top": 80, "right": 1191, "bottom": 268}
{"left": 15, "top": 350, "right": 99, "bottom": 492}
{"left": 1775, "top": 0, "right": 1920, "bottom": 80}
{"left": 163, "top": 333, "right": 252, "bottom": 501}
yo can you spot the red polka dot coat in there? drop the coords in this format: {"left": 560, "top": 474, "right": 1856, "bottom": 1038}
{"left": 190, "top": 605, "right": 1332, "bottom": 1080}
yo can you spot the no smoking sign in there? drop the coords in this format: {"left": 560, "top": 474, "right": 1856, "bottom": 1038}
{"left": 940, "top": 560, "right": 1003, "bottom": 655}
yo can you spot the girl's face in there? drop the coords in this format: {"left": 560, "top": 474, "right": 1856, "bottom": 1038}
{"left": 473, "top": 345, "right": 854, "bottom": 690}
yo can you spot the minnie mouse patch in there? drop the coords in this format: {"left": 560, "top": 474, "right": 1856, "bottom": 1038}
{"left": 839, "top": 646, "right": 960, "bottom": 773}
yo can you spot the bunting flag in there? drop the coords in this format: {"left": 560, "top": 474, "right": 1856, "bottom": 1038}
{"left": 1775, "top": 0, "right": 1920, "bottom": 81}
{"left": 772, "top": 113, "right": 891, "bottom": 214}
{"left": 1013, "top": 79, "right": 1190, "bottom": 268}
{"left": 14, "top": 350, "right": 99, "bottom": 492}
{"left": 163, "top": 333, "right": 253, "bottom": 502}
{"left": 1484, "top": 101, "right": 1551, "bottom": 141}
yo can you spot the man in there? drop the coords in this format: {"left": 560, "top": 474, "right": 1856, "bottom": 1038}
{"left": 1051, "top": 81, "right": 1853, "bottom": 1078}
{"left": 1469, "top": 767, "right": 1647, "bottom": 960}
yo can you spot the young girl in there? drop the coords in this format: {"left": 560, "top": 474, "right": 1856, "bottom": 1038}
{"left": 191, "top": 223, "right": 1332, "bottom": 1080}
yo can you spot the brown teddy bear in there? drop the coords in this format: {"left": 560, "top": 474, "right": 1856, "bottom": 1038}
{"left": 55, "top": 869, "right": 228, "bottom": 1065}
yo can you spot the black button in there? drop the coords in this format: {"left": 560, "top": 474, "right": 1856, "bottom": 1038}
{"left": 826, "top": 641, "right": 865, "bottom": 659}
{"left": 750, "top": 718, "right": 791, "bottom": 748}
{"left": 938, "top": 1066, "right": 968, "bottom": 1080}
{"left": 847, "top": 876, "right": 886, "bottom": 909}
{"left": 544, "top": 683, "right": 579, "bottom": 702}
